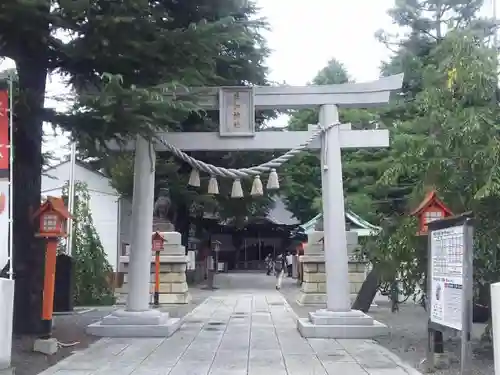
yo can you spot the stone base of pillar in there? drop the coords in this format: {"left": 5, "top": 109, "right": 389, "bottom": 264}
{"left": 297, "top": 309, "right": 388, "bottom": 339}
{"left": 119, "top": 232, "right": 191, "bottom": 304}
{"left": 86, "top": 309, "right": 181, "bottom": 337}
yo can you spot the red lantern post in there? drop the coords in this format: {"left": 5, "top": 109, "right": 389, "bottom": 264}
{"left": 32, "top": 197, "right": 72, "bottom": 338}
{"left": 152, "top": 232, "right": 165, "bottom": 306}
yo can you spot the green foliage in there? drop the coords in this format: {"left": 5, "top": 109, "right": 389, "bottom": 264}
{"left": 1, "top": 0, "right": 272, "bottom": 331}
{"left": 73, "top": 1, "right": 276, "bottom": 225}
{"left": 363, "top": 217, "right": 424, "bottom": 298}
{"left": 280, "top": 1, "right": 500, "bottom": 322}
{"left": 62, "top": 182, "right": 115, "bottom": 306}
{"left": 371, "top": 0, "right": 500, "bottom": 310}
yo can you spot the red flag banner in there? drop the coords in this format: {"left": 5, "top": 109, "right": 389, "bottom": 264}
{"left": 0, "top": 90, "right": 9, "bottom": 177}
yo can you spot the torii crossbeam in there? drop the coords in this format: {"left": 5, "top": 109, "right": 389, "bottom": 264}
{"left": 93, "top": 74, "right": 403, "bottom": 339}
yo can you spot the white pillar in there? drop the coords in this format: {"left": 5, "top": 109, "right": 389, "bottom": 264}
{"left": 0, "top": 279, "right": 14, "bottom": 370}
{"left": 491, "top": 282, "right": 500, "bottom": 374}
{"left": 86, "top": 139, "right": 182, "bottom": 335}
{"left": 319, "top": 104, "right": 350, "bottom": 312}
{"left": 126, "top": 136, "right": 156, "bottom": 312}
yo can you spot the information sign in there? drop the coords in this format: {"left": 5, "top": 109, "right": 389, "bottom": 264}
{"left": 426, "top": 214, "right": 474, "bottom": 375}
{"left": 429, "top": 225, "right": 465, "bottom": 330}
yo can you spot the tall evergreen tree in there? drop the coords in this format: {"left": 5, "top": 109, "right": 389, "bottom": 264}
{"left": 0, "top": 0, "right": 269, "bottom": 334}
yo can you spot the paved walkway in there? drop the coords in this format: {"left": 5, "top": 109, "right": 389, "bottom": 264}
{"left": 37, "top": 274, "right": 422, "bottom": 375}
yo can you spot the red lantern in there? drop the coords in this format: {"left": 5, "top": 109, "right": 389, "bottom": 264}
{"left": 410, "top": 190, "right": 453, "bottom": 235}
{"left": 31, "top": 196, "right": 73, "bottom": 338}
{"left": 152, "top": 232, "right": 165, "bottom": 252}
{"left": 32, "top": 197, "right": 72, "bottom": 238}
{"left": 151, "top": 232, "right": 165, "bottom": 306}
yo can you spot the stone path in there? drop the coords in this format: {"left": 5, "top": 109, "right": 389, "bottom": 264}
{"left": 36, "top": 288, "right": 422, "bottom": 375}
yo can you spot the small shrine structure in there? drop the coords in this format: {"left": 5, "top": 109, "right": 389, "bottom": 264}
{"left": 410, "top": 190, "right": 453, "bottom": 236}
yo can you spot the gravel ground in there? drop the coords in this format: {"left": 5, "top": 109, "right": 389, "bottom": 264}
{"left": 280, "top": 281, "right": 495, "bottom": 375}
{"left": 10, "top": 286, "right": 211, "bottom": 375}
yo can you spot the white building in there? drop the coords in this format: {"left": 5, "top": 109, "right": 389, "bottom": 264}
{"left": 42, "top": 160, "right": 129, "bottom": 271}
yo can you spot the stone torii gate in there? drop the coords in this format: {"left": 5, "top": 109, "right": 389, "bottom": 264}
{"left": 89, "top": 74, "right": 403, "bottom": 338}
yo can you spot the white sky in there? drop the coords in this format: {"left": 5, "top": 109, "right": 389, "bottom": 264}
{"left": 0, "top": 0, "right": 497, "bottom": 157}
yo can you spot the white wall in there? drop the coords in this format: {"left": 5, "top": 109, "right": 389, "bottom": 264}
{"left": 42, "top": 162, "right": 120, "bottom": 271}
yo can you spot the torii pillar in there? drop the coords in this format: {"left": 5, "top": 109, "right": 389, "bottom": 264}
{"left": 89, "top": 74, "right": 403, "bottom": 338}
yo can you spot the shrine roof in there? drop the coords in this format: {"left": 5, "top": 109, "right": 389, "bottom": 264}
{"left": 410, "top": 190, "right": 453, "bottom": 216}
{"left": 300, "top": 211, "right": 381, "bottom": 237}
{"left": 35, "top": 196, "right": 72, "bottom": 219}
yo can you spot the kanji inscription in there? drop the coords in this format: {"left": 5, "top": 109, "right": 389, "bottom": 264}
{"left": 219, "top": 87, "right": 255, "bottom": 137}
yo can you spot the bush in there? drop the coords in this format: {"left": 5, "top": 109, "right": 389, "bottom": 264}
{"left": 61, "top": 182, "right": 115, "bottom": 306}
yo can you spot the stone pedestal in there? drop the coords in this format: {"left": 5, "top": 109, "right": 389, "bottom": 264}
{"left": 118, "top": 232, "right": 191, "bottom": 304}
{"left": 297, "top": 309, "right": 387, "bottom": 338}
{"left": 297, "top": 255, "right": 326, "bottom": 305}
{"left": 86, "top": 308, "right": 181, "bottom": 337}
{"left": 296, "top": 230, "right": 387, "bottom": 338}
{"left": 297, "top": 231, "right": 364, "bottom": 305}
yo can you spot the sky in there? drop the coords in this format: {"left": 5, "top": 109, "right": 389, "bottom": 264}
{"left": 0, "top": 0, "right": 498, "bottom": 157}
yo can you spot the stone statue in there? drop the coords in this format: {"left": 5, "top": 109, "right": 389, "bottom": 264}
{"left": 153, "top": 188, "right": 171, "bottom": 220}
{"left": 153, "top": 187, "right": 175, "bottom": 232}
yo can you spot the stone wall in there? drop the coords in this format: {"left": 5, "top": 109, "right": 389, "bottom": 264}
{"left": 297, "top": 230, "right": 368, "bottom": 305}
{"left": 119, "top": 231, "right": 191, "bottom": 304}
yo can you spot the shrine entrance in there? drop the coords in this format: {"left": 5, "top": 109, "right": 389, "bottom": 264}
{"left": 91, "top": 74, "right": 404, "bottom": 338}
{"left": 210, "top": 218, "right": 303, "bottom": 271}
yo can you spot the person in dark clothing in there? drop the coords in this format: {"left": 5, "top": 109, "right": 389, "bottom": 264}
{"left": 286, "top": 252, "right": 293, "bottom": 277}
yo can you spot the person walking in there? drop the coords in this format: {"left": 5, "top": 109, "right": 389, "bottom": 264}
{"left": 286, "top": 252, "right": 293, "bottom": 277}
{"left": 274, "top": 254, "right": 285, "bottom": 290}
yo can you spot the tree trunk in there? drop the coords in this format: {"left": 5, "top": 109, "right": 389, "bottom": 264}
{"left": 12, "top": 55, "right": 48, "bottom": 334}
{"left": 351, "top": 265, "right": 380, "bottom": 313}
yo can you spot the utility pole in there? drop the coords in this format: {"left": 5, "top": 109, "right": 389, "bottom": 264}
{"left": 66, "top": 141, "right": 76, "bottom": 256}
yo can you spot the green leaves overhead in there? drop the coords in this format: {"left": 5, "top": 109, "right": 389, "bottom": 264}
{"left": 65, "top": 0, "right": 276, "bottom": 225}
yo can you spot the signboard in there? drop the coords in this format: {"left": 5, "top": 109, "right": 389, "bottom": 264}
{"left": 426, "top": 214, "right": 474, "bottom": 375}
{"left": 0, "top": 180, "right": 8, "bottom": 269}
{"left": 0, "top": 90, "right": 9, "bottom": 178}
{"left": 219, "top": 87, "right": 255, "bottom": 137}
{"left": 0, "top": 88, "right": 9, "bottom": 273}
{"left": 429, "top": 225, "right": 465, "bottom": 330}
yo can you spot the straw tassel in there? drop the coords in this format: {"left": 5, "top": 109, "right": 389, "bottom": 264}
{"left": 250, "top": 175, "right": 263, "bottom": 196}
{"left": 188, "top": 168, "right": 201, "bottom": 187}
{"left": 266, "top": 168, "right": 279, "bottom": 190}
{"left": 231, "top": 179, "right": 244, "bottom": 198}
{"left": 207, "top": 176, "right": 219, "bottom": 195}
